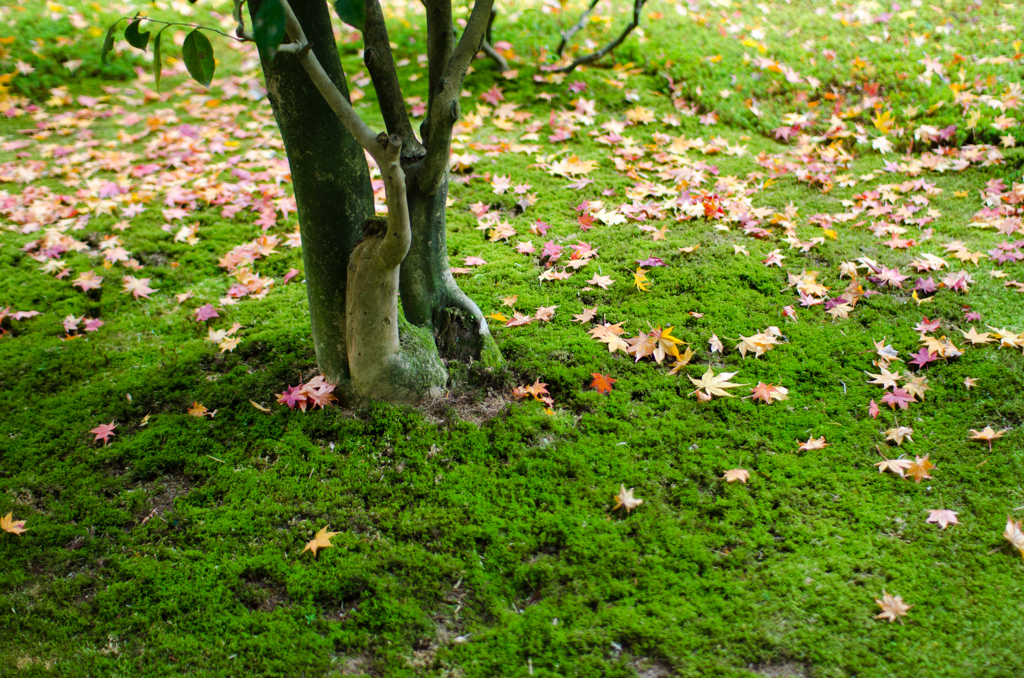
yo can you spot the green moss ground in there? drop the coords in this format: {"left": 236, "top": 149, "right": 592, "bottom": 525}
{"left": 1, "top": 0, "right": 1023, "bottom": 676}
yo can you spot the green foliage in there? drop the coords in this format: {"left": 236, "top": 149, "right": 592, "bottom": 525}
{"left": 334, "top": 0, "right": 366, "bottom": 33}
{"left": 124, "top": 18, "right": 151, "bottom": 52}
{"left": 252, "top": 0, "right": 287, "bottom": 61}
{"left": 182, "top": 29, "right": 216, "bottom": 88}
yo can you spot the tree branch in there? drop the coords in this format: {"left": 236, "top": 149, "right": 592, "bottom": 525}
{"left": 278, "top": 0, "right": 382, "bottom": 164}
{"left": 554, "top": 0, "right": 647, "bottom": 74}
{"left": 419, "top": 0, "right": 495, "bottom": 193}
{"left": 378, "top": 134, "right": 412, "bottom": 267}
{"left": 422, "top": 0, "right": 454, "bottom": 146}
{"left": 480, "top": 40, "right": 509, "bottom": 72}
{"left": 363, "top": 0, "right": 423, "bottom": 162}
{"left": 556, "top": 0, "right": 600, "bottom": 57}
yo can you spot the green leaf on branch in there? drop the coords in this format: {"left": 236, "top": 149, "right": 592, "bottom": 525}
{"left": 253, "top": 0, "right": 287, "bottom": 61}
{"left": 153, "top": 28, "right": 165, "bottom": 91}
{"left": 124, "top": 18, "right": 151, "bottom": 51}
{"left": 334, "top": 0, "right": 366, "bottom": 32}
{"left": 100, "top": 21, "right": 120, "bottom": 65}
{"left": 182, "top": 29, "right": 215, "bottom": 88}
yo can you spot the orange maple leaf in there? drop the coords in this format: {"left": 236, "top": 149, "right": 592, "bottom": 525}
{"left": 590, "top": 373, "right": 616, "bottom": 394}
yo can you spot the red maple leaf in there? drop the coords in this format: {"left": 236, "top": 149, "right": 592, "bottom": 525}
{"left": 193, "top": 304, "right": 220, "bottom": 322}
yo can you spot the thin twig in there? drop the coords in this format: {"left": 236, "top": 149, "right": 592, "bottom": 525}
{"left": 556, "top": 0, "right": 601, "bottom": 57}
{"left": 136, "top": 17, "right": 252, "bottom": 42}
{"left": 553, "top": 0, "right": 648, "bottom": 74}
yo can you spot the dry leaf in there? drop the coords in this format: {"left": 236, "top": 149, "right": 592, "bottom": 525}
{"left": 688, "top": 367, "right": 748, "bottom": 399}
{"left": 969, "top": 426, "right": 1007, "bottom": 452}
{"left": 721, "top": 469, "right": 750, "bottom": 484}
{"left": 1004, "top": 516, "right": 1024, "bottom": 559}
{"left": 1, "top": 512, "right": 27, "bottom": 536}
{"left": 884, "top": 426, "right": 914, "bottom": 446}
{"left": 925, "top": 509, "right": 959, "bottom": 530}
{"left": 874, "top": 591, "right": 912, "bottom": 624}
{"left": 613, "top": 485, "right": 643, "bottom": 513}
{"left": 303, "top": 526, "right": 340, "bottom": 555}
{"left": 797, "top": 436, "right": 828, "bottom": 452}
{"left": 904, "top": 455, "right": 934, "bottom": 483}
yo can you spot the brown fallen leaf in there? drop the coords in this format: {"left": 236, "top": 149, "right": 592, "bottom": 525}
{"left": 250, "top": 400, "right": 272, "bottom": 413}
{"left": 1, "top": 512, "right": 27, "bottom": 536}
{"left": 926, "top": 509, "right": 959, "bottom": 530}
{"left": 188, "top": 402, "right": 209, "bottom": 417}
{"left": 303, "top": 526, "right": 340, "bottom": 556}
{"left": 874, "top": 591, "right": 912, "bottom": 624}
{"left": 721, "top": 469, "right": 750, "bottom": 484}
{"left": 613, "top": 485, "right": 643, "bottom": 513}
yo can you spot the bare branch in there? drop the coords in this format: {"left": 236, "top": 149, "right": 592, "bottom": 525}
{"left": 420, "top": 0, "right": 495, "bottom": 193}
{"left": 363, "top": 0, "right": 423, "bottom": 161}
{"left": 554, "top": 0, "right": 648, "bottom": 73}
{"left": 481, "top": 40, "right": 509, "bottom": 73}
{"left": 278, "top": 0, "right": 382, "bottom": 163}
{"left": 556, "top": 0, "right": 600, "bottom": 57}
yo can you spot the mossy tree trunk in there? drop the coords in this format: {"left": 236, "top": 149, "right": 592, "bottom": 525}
{"left": 250, "top": 0, "right": 501, "bottom": 404}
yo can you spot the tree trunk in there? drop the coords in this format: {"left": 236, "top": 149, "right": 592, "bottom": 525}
{"left": 249, "top": 0, "right": 374, "bottom": 387}
{"left": 400, "top": 172, "right": 503, "bottom": 368}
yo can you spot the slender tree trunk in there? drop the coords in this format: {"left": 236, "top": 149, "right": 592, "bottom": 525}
{"left": 249, "top": 0, "right": 374, "bottom": 387}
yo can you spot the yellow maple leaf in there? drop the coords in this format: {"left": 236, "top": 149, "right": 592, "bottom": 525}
{"left": 632, "top": 267, "right": 651, "bottom": 292}
{"left": 1, "top": 511, "right": 27, "bottom": 536}
{"left": 303, "top": 526, "right": 340, "bottom": 556}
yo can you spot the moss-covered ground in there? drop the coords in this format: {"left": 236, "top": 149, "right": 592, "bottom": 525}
{"left": 1, "top": 0, "right": 1023, "bottom": 675}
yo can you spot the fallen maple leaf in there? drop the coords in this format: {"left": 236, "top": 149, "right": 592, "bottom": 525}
{"left": 874, "top": 591, "right": 912, "bottom": 624}
{"left": 926, "top": 509, "right": 959, "bottom": 530}
{"left": 963, "top": 377, "right": 977, "bottom": 390}
{"left": 193, "top": 304, "right": 220, "bottom": 322}
{"left": 868, "top": 400, "right": 880, "bottom": 419}
{"left": 1004, "top": 516, "right": 1024, "bottom": 559}
{"left": 632, "top": 267, "right": 651, "bottom": 291}
{"left": 90, "top": 421, "right": 117, "bottom": 445}
{"left": 721, "top": 469, "right": 750, "bottom": 484}
{"left": 749, "top": 382, "right": 789, "bottom": 404}
{"left": 797, "top": 436, "right": 829, "bottom": 452}
{"left": 188, "top": 402, "right": 210, "bottom": 417}
{"left": 303, "top": 525, "right": 340, "bottom": 555}
{"left": 122, "top": 275, "right": 156, "bottom": 300}
{"left": 881, "top": 388, "right": 914, "bottom": 411}
{"left": 709, "top": 334, "right": 723, "bottom": 353}
{"left": 884, "top": 426, "right": 914, "bottom": 446}
{"left": 969, "top": 426, "right": 1007, "bottom": 452}
{"left": 688, "top": 367, "right": 747, "bottom": 399}
{"left": 905, "top": 455, "right": 935, "bottom": 483}
{"left": 587, "top": 274, "right": 615, "bottom": 289}
{"left": 572, "top": 307, "right": 597, "bottom": 323}
{"left": 874, "top": 456, "right": 913, "bottom": 477}
{"left": 613, "top": 485, "right": 643, "bottom": 513}
{"left": 590, "top": 373, "right": 616, "bottom": 394}
{"left": 250, "top": 400, "right": 272, "bottom": 413}
{"left": 1, "top": 512, "right": 27, "bottom": 536}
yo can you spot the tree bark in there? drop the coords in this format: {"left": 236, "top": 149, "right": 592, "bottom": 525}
{"left": 248, "top": 0, "right": 374, "bottom": 386}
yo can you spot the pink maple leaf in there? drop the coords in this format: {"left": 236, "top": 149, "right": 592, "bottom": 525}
{"left": 84, "top": 318, "right": 105, "bottom": 332}
{"left": 881, "top": 388, "right": 914, "bottom": 410}
{"left": 193, "top": 304, "right": 220, "bottom": 322}
{"left": 122, "top": 276, "right": 156, "bottom": 300}
{"left": 282, "top": 268, "right": 300, "bottom": 284}
{"left": 480, "top": 85, "right": 504, "bottom": 105}
{"left": 90, "top": 421, "right": 117, "bottom": 445}
{"left": 276, "top": 385, "right": 308, "bottom": 411}
{"left": 868, "top": 400, "right": 880, "bottom": 419}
